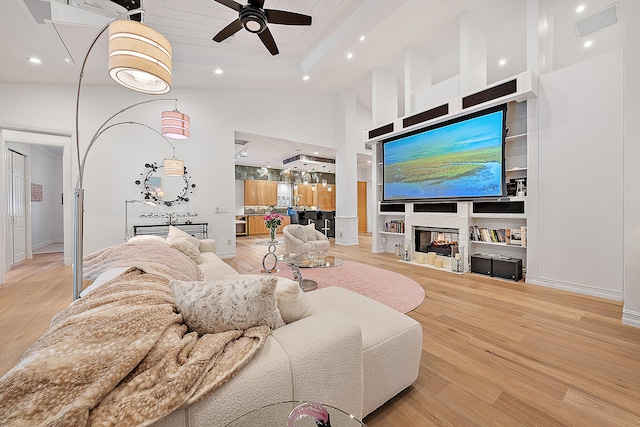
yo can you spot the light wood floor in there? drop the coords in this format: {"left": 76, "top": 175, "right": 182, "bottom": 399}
{"left": 2, "top": 235, "right": 640, "bottom": 426}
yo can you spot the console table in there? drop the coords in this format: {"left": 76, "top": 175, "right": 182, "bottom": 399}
{"left": 133, "top": 223, "right": 208, "bottom": 239}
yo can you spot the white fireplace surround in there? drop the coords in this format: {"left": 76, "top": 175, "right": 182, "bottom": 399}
{"left": 405, "top": 203, "right": 471, "bottom": 272}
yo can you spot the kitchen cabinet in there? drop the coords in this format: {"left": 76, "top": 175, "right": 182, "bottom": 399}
{"left": 244, "top": 180, "right": 277, "bottom": 206}
{"left": 294, "top": 184, "right": 317, "bottom": 208}
{"left": 317, "top": 184, "right": 336, "bottom": 211}
{"left": 247, "top": 215, "right": 290, "bottom": 236}
{"left": 244, "top": 180, "right": 258, "bottom": 206}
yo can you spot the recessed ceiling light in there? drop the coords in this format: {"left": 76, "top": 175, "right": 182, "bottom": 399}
{"left": 584, "top": 40, "right": 593, "bottom": 48}
{"left": 367, "top": 160, "right": 371, "bottom": 164}
{"left": 359, "top": 35, "right": 365, "bottom": 41}
{"left": 576, "top": 4, "right": 585, "bottom": 13}
{"left": 499, "top": 59, "right": 506, "bottom": 66}
{"left": 314, "top": 151, "right": 319, "bottom": 155}
{"left": 302, "top": 75, "right": 310, "bottom": 81}
{"left": 214, "top": 68, "right": 223, "bottom": 75}
{"left": 347, "top": 52, "right": 353, "bottom": 60}
{"left": 64, "top": 57, "right": 70, "bottom": 63}
{"left": 28, "top": 57, "right": 41, "bottom": 64}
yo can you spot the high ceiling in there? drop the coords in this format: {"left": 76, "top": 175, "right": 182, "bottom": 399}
{"left": 1, "top": 0, "right": 627, "bottom": 169}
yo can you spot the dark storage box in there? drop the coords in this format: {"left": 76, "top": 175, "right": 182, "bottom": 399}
{"left": 492, "top": 257, "right": 523, "bottom": 281}
{"left": 471, "top": 253, "right": 523, "bottom": 282}
{"left": 470, "top": 253, "right": 492, "bottom": 276}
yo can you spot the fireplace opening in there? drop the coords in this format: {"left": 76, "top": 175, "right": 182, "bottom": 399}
{"left": 414, "top": 226, "right": 459, "bottom": 257}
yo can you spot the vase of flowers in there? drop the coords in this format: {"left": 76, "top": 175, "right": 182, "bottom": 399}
{"left": 264, "top": 211, "right": 284, "bottom": 242}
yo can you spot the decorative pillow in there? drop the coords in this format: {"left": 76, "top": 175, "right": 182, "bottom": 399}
{"left": 303, "top": 224, "right": 317, "bottom": 241}
{"left": 127, "top": 235, "right": 166, "bottom": 244}
{"left": 274, "top": 277, "right": 313, "bottom": 323}
{"left": 170, "top": 276, "right": 285, "bottom": 335}
{"left": 288, "top": 225, "right": 307, "bottom": 242}
{"left": 223, "top": 274, "right": 313, "bottom": 324}
{"left": 166, "top": 225, "right": 200, "bottom": 250}
{"left": 169, "top": 239, "right": 203, "bottom": 265}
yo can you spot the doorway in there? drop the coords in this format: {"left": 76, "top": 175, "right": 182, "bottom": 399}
{"left": 8, "top": 151, "right": 26, "bottom": 264}
{"left": 357, "top": 181, "right": 367, "bottom": 233}
{"left": 1, "top": 129, "right": 73, "bottom": 283}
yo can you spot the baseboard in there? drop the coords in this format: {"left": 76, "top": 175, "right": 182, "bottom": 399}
{"left": 32, "top": 239, "right": 57, "bottom": 250}
{"left": 622, "top": 308, "right": 640, "bottom": 328}
{"left": 334, "top": 237, "right": 359, "bottom": 246}
{"left": 526, "top": 275, "right": 623, "bottom": 301}
{"left": 216, "top": 250, "right": 236, "bottom": 259}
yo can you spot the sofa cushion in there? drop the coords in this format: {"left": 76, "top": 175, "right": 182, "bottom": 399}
{"left": 169, "top": 239, "right": 203, "bottom": 265}
{"left": 199, "top": 253, "right": 239, "bottom": 280}
{"left": 303, "top": 224, "right": 317, "bottom": 241}
{"left": 288, "top": 225, "right": 307, "bottom": 242}
{"left": 170, "top": 276, "right": 285, "bottom": 335}
{"left": 223, "top": 274, "right": 313, "bottom": 324}
{"left": 166, "top": 225, "right": 201, "bottom": 250}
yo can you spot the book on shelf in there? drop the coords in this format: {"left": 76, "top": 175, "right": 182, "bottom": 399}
{"left": 509, "top": 228, "right": 522, "bottom": 246}
{"left": 469, "top": 226, "right": 512, "bottom": 244}
{"left": 521, "top": 225, "right": 527, "bottom": 247}
{"left": 384, "top": 219, "right": 405, "bottom": 234}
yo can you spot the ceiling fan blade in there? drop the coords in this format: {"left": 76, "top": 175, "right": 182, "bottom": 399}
{"left": 213, "top": 0, "right": 242, "bottom": 12}
{"left": 248, "top": 0, "right": 265, "bottom": 8}
{"left": 258, "top": 27, "right": 279, "bottom": 55}
{"left": 213, "top": 19, "right": 243, "bottom": 42}
{"left": 265, "top": 9, "right": 312, "bottom": 26}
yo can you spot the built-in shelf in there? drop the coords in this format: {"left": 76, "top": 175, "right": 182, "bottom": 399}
{"left": 469, "top": 213, "right": 527, "bottom": 219}
{"left": 505, "top": 133, "right": 527, "bottom": 141}
{"left": 379, "top": 212, "right": 405, "bottom": 216}
{"left": 506, "top": 167, "right": 527, "bottom": 172}
{"left": 470, "top": 240, "right": 527, "bottom": 249}
{"left": 380, "top": 231, "right": 405, "bottom": 236}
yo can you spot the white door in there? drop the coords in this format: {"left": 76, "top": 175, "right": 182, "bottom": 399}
{"left": 10, "top": 151, "right": 26, "bottom": 264}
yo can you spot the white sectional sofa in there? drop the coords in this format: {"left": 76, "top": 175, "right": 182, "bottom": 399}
{"left": 82, "top": 234, "right": 422, "bottom": 426}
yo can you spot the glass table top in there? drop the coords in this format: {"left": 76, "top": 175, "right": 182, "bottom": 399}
{"left": 225, "top": 401, "right": 366, "bottom": 427}
{"left": 283, "top": 254, "right": 344, "bottom": 268}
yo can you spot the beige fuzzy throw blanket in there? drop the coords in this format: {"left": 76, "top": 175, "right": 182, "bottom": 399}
{"left": 0, "top": 244, "right": 270, "bottom": 426}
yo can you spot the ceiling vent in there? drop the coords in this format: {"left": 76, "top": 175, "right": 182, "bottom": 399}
{"left": 574, "top": 2, "right": 619, "bottom": 38}
{"left": 282, "top": 154, "right": 335, "bottom": 166}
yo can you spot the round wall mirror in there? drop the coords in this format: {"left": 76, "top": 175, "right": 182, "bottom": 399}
{"left": 135, "top": 162, "right": 196, "bottom": 206}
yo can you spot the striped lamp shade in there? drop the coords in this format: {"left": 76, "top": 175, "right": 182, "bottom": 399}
{"left": 108, "top": 20, "right": 172, "bottom": 95}
{"left": 162, "top": 110, "right": 191, "bottom": 139}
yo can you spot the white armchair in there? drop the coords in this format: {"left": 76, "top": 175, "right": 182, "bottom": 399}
{"left": 283, "top": 224, "right": 330, "bottom": 256}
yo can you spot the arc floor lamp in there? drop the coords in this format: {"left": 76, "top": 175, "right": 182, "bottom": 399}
{"left": 73, "top": 3, "right": 181, "bottom": 300}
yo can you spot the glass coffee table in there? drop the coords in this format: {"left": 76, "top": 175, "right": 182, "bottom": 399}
{"left": 225, "top": 401, "right": 366, "bottom": 427}
{"left": 280, "top": 254, "right": 345, "bottom": 291}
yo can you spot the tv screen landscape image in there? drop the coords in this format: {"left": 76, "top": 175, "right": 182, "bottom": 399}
{"left": 382, "top": 105, "right": 506, "bottom": 201}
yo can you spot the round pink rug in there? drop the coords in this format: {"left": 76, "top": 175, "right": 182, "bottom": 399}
{"left": 253, "top": 260, "right": 425, "bottom": 313}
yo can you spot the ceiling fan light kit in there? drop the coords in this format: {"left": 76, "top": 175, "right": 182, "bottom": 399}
{"left": 213, "top": 0, "right": 312, "bottom": 55}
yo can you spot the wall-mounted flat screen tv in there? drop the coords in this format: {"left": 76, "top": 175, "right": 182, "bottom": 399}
{"left": 382, "top": 104, "right": 507, "bottom": 202}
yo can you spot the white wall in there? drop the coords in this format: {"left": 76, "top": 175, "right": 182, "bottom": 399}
{"left": 529, "top": 49, "right": 624, "bottom": 300}
{"left": 0, "top": 83, "right": 339, "bottom": 258}
{"left": 30, "top": 146, "right": 63, "bottom": 248}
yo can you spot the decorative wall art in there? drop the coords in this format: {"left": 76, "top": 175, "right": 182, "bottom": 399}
{"left": 31, "top": 183, "right": 43, "bottom": 202}
{"left": 135, "top": 162, "right": 196, "bottom": 206}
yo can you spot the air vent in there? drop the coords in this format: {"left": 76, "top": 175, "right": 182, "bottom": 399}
{"left": 575, "top": 2, "right": 619, "bottom": 38}
{"left": 234, "top": 139, "right": 249, "bottom": 145}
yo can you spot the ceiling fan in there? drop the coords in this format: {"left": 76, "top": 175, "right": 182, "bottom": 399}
{"left": 212, "top": 0, "right": 312, "bottom": 55}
